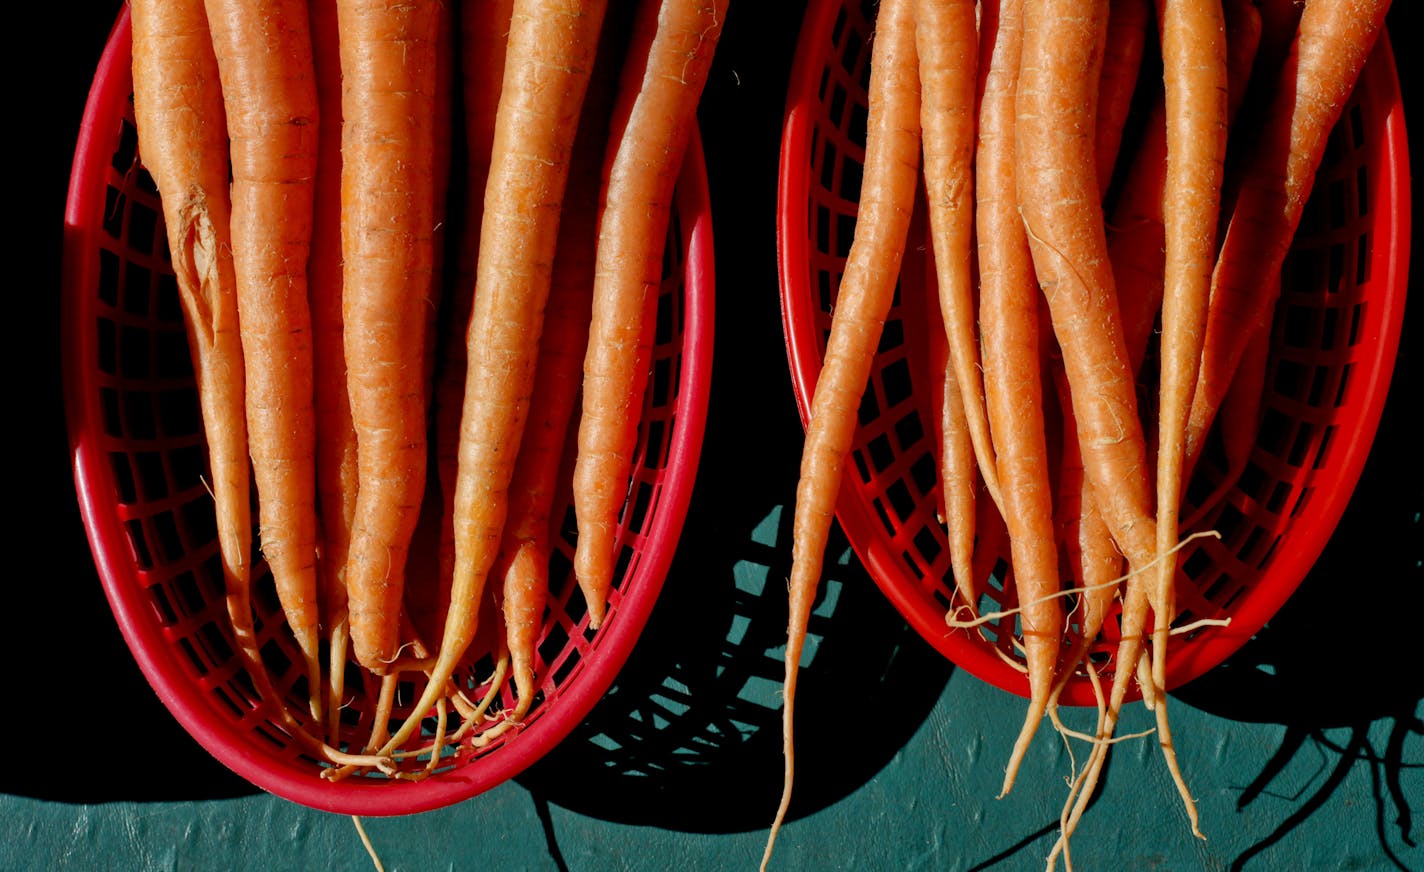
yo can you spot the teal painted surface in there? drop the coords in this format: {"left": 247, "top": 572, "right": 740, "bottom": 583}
{"left": 11, "top": 3, "right": 1421, "bottom": 871}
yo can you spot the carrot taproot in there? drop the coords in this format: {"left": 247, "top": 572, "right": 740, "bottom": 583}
{"left": 492, "top": 11, "right": 621, "bottom": 723}
{"left": 1095, "top": 0, "right": 1151, "bottom": 195}
{"left": 764, "top": 0, "right": 920, "bottom": 865}
{"left": 574, "top": 0, "right": 728, "bottom": 629}
{"left": 1149, "top": 0, "right": 1228, "bottom": 833}
{"left": 305, "top": 0, "right": 358, "bottom": 739}
{"left": 1187, "top": 0, "right": 1391, "bottom": 474}
{"left": 376, "top": 0, "right": 610, "bottom": 757}
{"left": 1017, "top": 2, "right": 1166, "bottom": 856}
{"left": 967, "top": 0, "right": 1064, "bottom": 796}
{"left": 434, "top": 0, "right": 515, "bottom": 612}
{"left": 131, "top": 0, "right": 254, "bottom": 705}
{"left": 927, "top": 276, "right": 979, "bottom": 614}
{"left": 918, "top": 0, "right": 1001, "bottom": 517}
{"left": 204, "top": 0, "right": 325, "bottom": 722}
{"left": 336, "top": 0, "right": 443, "bottom": 673}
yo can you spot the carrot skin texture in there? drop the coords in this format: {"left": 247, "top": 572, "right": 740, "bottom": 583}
{"left": 918, "top": 0, "right": 1000, "bottom": 515}
{"left": 970, "top": 0, "right": 1062, "bottom": 796}
{"left": 131, "top": 0, "right": 255, "bottom": 691}
{"left": 1150, "top": 0, "right": 1229, "bottom": 836}
{"left": 765, "top": 0, "right": 919, "bottom": 865}
{"left": 336, "top": 0, "right": 442, "bottom": 672}
{"left": 204, "top": 0, "right": 324, "bottom": 720}
{"left": 377, "top": 0, "right": 610, "bottom": 756}
{"left": 574, "top": 0, "right": 729, "bottom": 629}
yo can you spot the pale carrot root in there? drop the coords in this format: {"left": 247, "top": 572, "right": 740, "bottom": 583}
{"left": 969, "top": 0, "right": 1063, "bottom": 797}
{"left": 1017, "top": 0, "right": 1163, "bottom": 849}
{"left": 574, "top": 0, "right": 728, "bottom": 629}
{"left": 376, "top": 0, "right": 610, "bottom": 759}
{"left": 766, "top": 0, "right": 919, "bottom": 866}
{"left": 204, "top": 0, "right": 325, "bottom": 725}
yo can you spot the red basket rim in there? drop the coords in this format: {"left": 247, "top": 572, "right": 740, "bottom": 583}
{"left": 61, "top": 6, "right": 715, "bottom": 815}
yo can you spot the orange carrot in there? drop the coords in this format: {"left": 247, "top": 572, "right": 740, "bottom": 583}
{"left": 1187, "top": 0, "right": 1391, "bottom": 472}
{"left": 574, "top": 0, "right": 728, "bottom": 629}
{"left": 1017, "top": 2, "right": 1164, "bottom": 857}
{"left": 378, "top": 0, "right": 610, "bottom": 757}
{"left": 765, "top": 0, "right": 919, "bottom": 865}
{"left": 306, "top": 0, "right": 358, "bottom": 738}
{"left": 1150, "top": 0, "right": 1228, "bottom": 833}
{"left": 336, "top": 0, "right": 442, "bottom": 673}
{"left": 131, "top": 0, "right": 254, "bottom": 699}
{"left": 204, "top": 0, "right": 325, "bottom": 722}
{"left": 918, "top": 0, "right": 1001, "bottom": 516}
{"left": 968, "top": 0, "right": 1063, "bottom": 796}
{"left": 491, "top": 11, "right": 622, "bottom": 724}
{"left": 926, "top": 274, "right": 979, "bottom": 613}
{"left": 434, "top": 0, "right": 515, "bottom": 610}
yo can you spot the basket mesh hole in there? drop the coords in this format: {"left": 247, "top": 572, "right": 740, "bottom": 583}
{"left": 148, "top": 584, "right": 177, "bottom": 626}
{"left": 857, "top": 381, "right": 879, "bottom": 426}
{"left": 154, "top": 510, "right": 185, "bottom": 564}
{"left": 178, "top": 637, "right": 207, "bottom": 676}
{"left": 99, "top": 248, "right": 120, "bottom": 306}
{"left": 173, "top": 570, "right": 204, "bottom": 617}
{"left": 112, "top": 118, "right": 138, "bottom": 174}
{"left": 98, "top": 319, "right": 117, "bottom": 376}
{"left": 103, "top": 187, "right": 125, "bottom": 240}
{"left": 894, "top": 410, "right": 923, "bottom": 452}
{"left": 910, "top": 451, "right": 935, "bottom": 496}
{"left": 135, "top": 450, "right": 166, "bottom": 500}
{"left": 867, "top": 433, "right": 894, "bottom": 474}
{"left": 882, "top": 357, "right": 911, "bottom": 408}
{"left": 886, "top": 478, "right": 914, "bottom": 522}
{"left": 125, "top": 518, "right": 153, "bottom": 568}
{"left": 651, "top": 357, "right": 672, "bottom": 408}
{"left": 127, "top": 207, "right": 158, "bottom": 264}
{"left": 1335, "top": 361, "right": 1355, "bottom": 407}
{"left": 110, "top": 451, "right": 137, "bottom": 503}
{"left": 157, "top": 329, "right": 194, "bottom": 380}
{"left": 120, "top": 325, "right": 151, "bottom": 379}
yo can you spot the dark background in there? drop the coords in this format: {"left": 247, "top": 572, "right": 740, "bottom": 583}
{"left": 8, "top": 2, "right": 1420, "bottom": 870}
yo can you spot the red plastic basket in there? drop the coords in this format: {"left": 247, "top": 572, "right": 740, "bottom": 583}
{"left": 62, "top": 9, "right": 713, "bottom": 815}
{"left": 779, "top": 0, "right": 1409, "bottom": 706}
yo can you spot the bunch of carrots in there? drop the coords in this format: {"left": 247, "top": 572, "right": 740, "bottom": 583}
{"left": 767, "top": 0, "right": 1390, "bottom": 868}
{"left": 130, "top": 0, "right": 725, "bottom": 776}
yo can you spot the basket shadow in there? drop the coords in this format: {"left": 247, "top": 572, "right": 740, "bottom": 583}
{"left": 1172, "top": 303, "right": 1422, "bottom": 870}
{"left": 516, "top": 486, "right": 955, "bottom": 835}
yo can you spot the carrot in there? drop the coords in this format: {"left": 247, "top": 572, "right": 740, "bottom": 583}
{"left": 1017, "top": 2, "right": 1165, "bottom": 857}
{"left": 203, "top": 0, "right": 325, "bottom": 723}
{"left": 335, "top": 0, "right": 442, "bottom": 674}
{"left": 434, "top": 0, "right": 515, "bottom": 613}
{"left": 967, "top": 0, "right": 1063, "bottom": 796}
{"left": 573, "top": 0, "right": 728, "bottom": 629}
{"left": 1187, "top": 0, "right": 1391, "bottom": 473}
{"left": 1149, "top": 0, "right": 1228, "bottom": 834}
{"left": 926, "top": 276, "right": 979, "bottom": 614}
{"left": 491, "top": 9, "right": 622, "bottom": 725}
{"left": 764, "top": 0, "right": 920, "bottom": 865}
{"left": 376, "top": 0, "right": 610, "bottom": 758}
{"left": 131, "top": 0, "right": 254, "bottom": 704}
{"left": 918, "top": 0, "right": 1001, "bottom": 517}
{"left": 305, "top": 0, "right": 358, "bottom": 739}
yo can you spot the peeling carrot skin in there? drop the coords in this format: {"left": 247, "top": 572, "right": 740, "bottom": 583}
{"left": 204, "top": 0, "right": 325, "bottom": 723}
